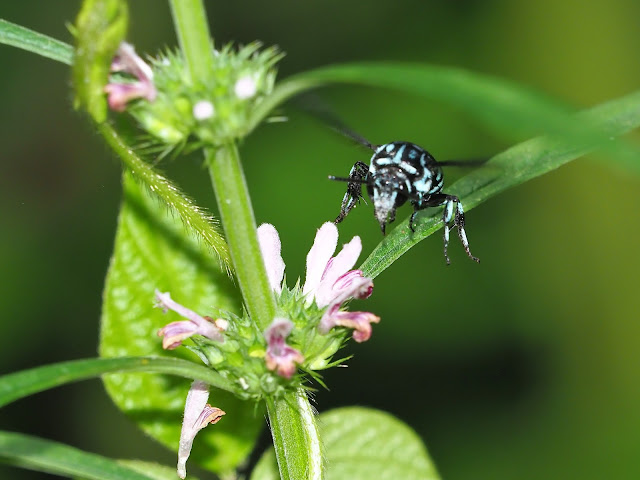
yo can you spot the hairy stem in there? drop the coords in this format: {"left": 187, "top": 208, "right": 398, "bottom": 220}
{"left": 98, "top": 123, "right": 232, "bottom": 270}
{"left": 169, "top": 5, "right": 319, "bottom": 476}
{"left": 266, "top": 390, "right": 323, "bottom": 480}
{"left": 205, "top": 144, "right": 276, "bottom": 329}
{"left": 168, "top": 0, "right": 214, "bottom": 83}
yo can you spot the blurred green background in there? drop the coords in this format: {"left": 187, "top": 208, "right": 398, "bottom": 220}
{"left": 1, "top": 1, "right": 640, "bottom": 479}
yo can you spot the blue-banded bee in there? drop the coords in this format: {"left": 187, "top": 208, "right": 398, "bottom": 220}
{"left": 330, "top": 135, "right": 480, "bottom": 264}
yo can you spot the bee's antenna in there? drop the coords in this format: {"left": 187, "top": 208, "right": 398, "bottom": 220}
{"left": 331, "top": 125, "right": 377, "bottom": 151}
{"left": 294, "top": 94, "right": 378, "bottom": 151}
{"left": 328, "top": 175, "right": 369, "bottom": 184}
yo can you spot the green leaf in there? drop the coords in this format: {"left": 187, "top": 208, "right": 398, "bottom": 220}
{"left": 73, "top": 0, "right": 128, "bottom": 123}
{"left": 116, "top": 460, "right": 202, "bottom": 480}
{"left": 0, "top": 431, "right": 156, "bottom": 480}
{"left": 252, "top": 407, "right": 440, "bottom": 480}
{"left": 251, "top": 63, "right": 640, "bottom": 171}
{"left": 360, "top": 88, "right": 640, "bottom": 278}
{"left": 0, "top": 356, "right": 235, "bottom": 409}
{"left": 0, "top": 18, "right": 73, "bottom": 65}
{"left": 253, "top": 62, "right": 570, "bottom": 137}
{"left": 100, "top": 172, "right": 262, "bottom": 474}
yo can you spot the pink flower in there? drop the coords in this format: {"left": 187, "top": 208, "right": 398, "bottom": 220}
{"left": 257, "top": 222, "right": 380, "bottom": 343}
{"left": 155, "top": 290, "right": 225, "bottom": 349}
{"left": 256, "top": 223, "right": 285, "bottom": 294}
{"left": 319, "top": 307, "right": 380, "bottom": 343}
{"left": 177, "top": 381, "right": 225, "bottom": 479}
{"left": 264, "top": 318, "right": 305, "bottom": 379}
{"left": 302, "top": 223, "right": 373, "bottom": 308}
{"left": 104, "top": 42, "right": 156, "bottom": 111}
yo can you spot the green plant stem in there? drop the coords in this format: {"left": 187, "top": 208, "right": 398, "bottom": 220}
{"left": 205, "top": 144, "right": 276, "bottom": 329}
{"left": 168, "top": 0, "right": 214, "bottom": 83}
{"left": 167, "top": 5, "right": 319, "bottom": 476}
{"left": 266, "top": 390, "right": 323, "bottom": 480}
{"left": 204, "top": 127, "right": 321, "bottom": 480}
{"left": 97, "top": 123, "right": 232, "bottom": 270}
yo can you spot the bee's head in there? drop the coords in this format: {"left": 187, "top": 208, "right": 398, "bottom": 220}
{"left": 371, "top": 170, "right": 409, "bottom": 234}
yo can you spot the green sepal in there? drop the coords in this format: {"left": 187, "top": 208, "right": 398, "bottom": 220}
{"left": 126, "top": 44, "right": 283, "bottom": 150}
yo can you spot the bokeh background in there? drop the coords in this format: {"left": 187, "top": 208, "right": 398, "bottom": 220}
{"left": 1, "top": 1, "right": 640, "bottom": 479}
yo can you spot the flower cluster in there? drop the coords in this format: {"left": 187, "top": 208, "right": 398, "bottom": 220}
{"left": 259, "top": 222, "right": 379, "bottom": 344}
{"left": 154, "top": 222, "right": 380, "bottom": 478}
{"left": 105, "top": 41, "right": 282, "bottom": 148}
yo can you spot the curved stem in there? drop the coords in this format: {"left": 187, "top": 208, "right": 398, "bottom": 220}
{"left": 98, "top": 123, "right": 232, "bottom": 271}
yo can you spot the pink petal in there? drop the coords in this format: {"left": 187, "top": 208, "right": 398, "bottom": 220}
{"left": 104, "top": 82, "right": 154, "bottom": 111}
{"left": 112, "top": 42, "right": 154, "bottom": 85}
{"left": 196, "top": 404, "right": 225, "bottom": 427}
{"left": 302, "top": 223, "right": 338, "bottom": 299}
{"left": 157, "top": 320, "right": 198, "bottom": 349}
{"left": 155, "top": 291, "right": 200, "bottom": 323}
{"left": 319, "top": 309, "right": 380, "bottom": 343}
{"left": 264, "top": 317, "right": 294, "bottom": 342}
{"left": 314, "top": 236, "right": 363, "bottom": 308}
{"left": 265, "top": 346, "right": 305, "bottom": 379}
{"left": 257, "top": 224, "right": 285, "bottom": 293}
{"left": 154, "top": 290, "right": 224, "bottom": 342}
{"left": 330, "top": 273, "right": 374, "bottom": 307}
{"left": 264, "top": 318, "right": 304, "bottom": 379}
{"left": 105, "top": 42, "right": 156, "bottom": 112}
{"left": 326, "top": 235, "right": 362, "bottom": 278}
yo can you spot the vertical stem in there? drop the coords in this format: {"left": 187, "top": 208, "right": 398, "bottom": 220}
{"left": 168, "top": 0, "right": 275, "bottom": 327}
{"left": 266, "top": 390, "right": 323, "bottom": 480}
{"left": 205, "top": 145, "right": 322, "bottom": 477}
{"left": 168, "top": 0, "right": 214, "bottom": 82}
{"left": 169, "top": 4, "right": 321, "bottom": 477}
{"left": 205, "top": 144, "right": 276, "bottom": 330}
